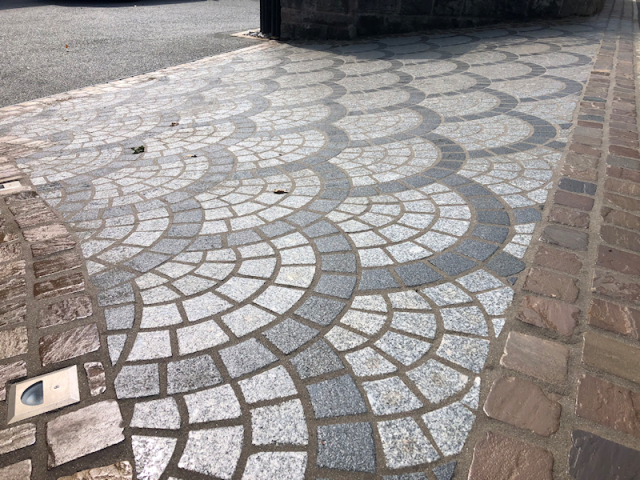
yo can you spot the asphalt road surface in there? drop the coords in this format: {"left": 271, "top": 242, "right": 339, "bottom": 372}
{"left": 0, "top": 0, "right": 261, "bottom": 107}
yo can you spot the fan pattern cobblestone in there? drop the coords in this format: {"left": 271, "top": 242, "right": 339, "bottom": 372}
{"left": 0, "top": 18, "right": 617, "bottom": 480}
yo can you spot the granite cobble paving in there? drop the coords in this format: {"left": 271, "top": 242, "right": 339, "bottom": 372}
{"left": 0, "top": 3, "right": 639, "bottom": 479}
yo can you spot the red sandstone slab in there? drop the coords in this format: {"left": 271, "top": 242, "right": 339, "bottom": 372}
{"left": 601, "top": 207, "right": 640, "bottom": 231}
{"left": 0, "top": 361, "right": 27, "bottom": 401}
{"left": 540, "top": 225, "right": 588, "bottom": 250}
{"left": 39, "top": 323, "right": 100, "bottom": 366}
{"left": 554, "top": 191, "right": 595, "bottom": 212}
{"left": 33, "top": 252, "right": 82, "bottom": 278}
{"left": 33, "top": 271, "right": 84, "bottom": 300}
{"left": 600, "top": 225, "right": 640, "bottom": 252}
{"left": 22, "top": 223, "right": 68, "bottom": 243}
{"left": 569, "top": 430, "right": 640, "bottom": 480}
{"left": 501, "top": 332, "right": 569, "bottom": 384}
{"left": 30, "top": 235, "right": 76, "bottom": 258}
{"left": 597, "top": 245, "right": 640, "bottom": 276}
{"left": 605, "top": 177, "right": 640, "bottom": 196}
{"left": 533, "top": 245, "right": 582, "bottom": 275}
{"left": 0, "top": 261, "right": 25, "bottom": 280}
{"left": 484, "top": 376, "right": 561, "bottom": 436}
{"left": 548, "top": 205, "right": 590, "bottom": 228}
{"left": 592, "top": 269, "right": 640, "bottom": 306}
{"left": 9, "top": 200, "right": 58, "bottom": 228}
{"left": 582, "top": 331, "right": 640, "bottom": 384}
{"left": 38, "top": 295, "right": 93, "bottom": 329}
{"left": 0, "top": 242, "right": 21, "bottom": 263}
{"left": 468, "top": 431, "right": 553, "bottom": 480}
{"left": 523, "top": 267, "right": 579, "bottom": 303}
{"left": 576, "top": 375, "right": 640, "bottom": 438}
{"left": 588, "top": 298, "right": 640, "bottom": 339}
{"left": 517, "top": 295, "right": 579, "bottom": 336}
{"left": 604, "top": 191, "right": 640, "bottom": 212}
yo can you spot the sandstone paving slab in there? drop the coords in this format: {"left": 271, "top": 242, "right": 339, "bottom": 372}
{"left": 57, "top": 462, "right": 132, "bottom": 480}
{"left": 46, "top": 401, "right": 125, "bottom": 467}
{"left": 0, "top": 422, "right": 36, "bottom": 455}
{"left": 468, "top": 431, "right": 554, "bottom": 480}
{"left": 568, "top": 430, "right": 640, "bottom": 480}
{"left": 582, "top": 331, "right": 640, "bottom": 384}
{"left": 38, "top": 323, "right": 100, "bottom": 365}
{"left": 575, "top": 374, "right": 640, "bottom": 438}
{"left": 516, "top": 294, "right": 579, "bottom": 336}
{"left": 0, "top": 460, "right": 31, "bottom": 480}
{"left": 484, "top": 376, "right": 561, "bottom": 436}
{"left": 501, "top": 331, "right": 569, "bottom": 384}
{"left": 83, "top": 361, "right": 107, "bottom": 396}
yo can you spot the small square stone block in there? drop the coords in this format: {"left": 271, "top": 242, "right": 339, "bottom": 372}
{"left": 588, "top": 298, "right": 640, "bottom": 339}
{"left": 592, "top": 269, "right": 640, "bottom": 306}
{"left": 568, "top": 430, "right": 640, "bottom": 480}
{"left": 57, "top": 461, "right": 132, "bottom": 480}
{"left": 39, "top": 323, "right": 100, "bottom": 366}
{"left": 34, "top": 271, "right": 84, "bottom": 300}
{"left": 316, "top": 422, "right": 376, "bottom": 473}
{"left": 483, "top": 376, "right": 561, "bottom": 436}
{"left": 516, "top": 295, "right": 579, "bottom": 336}
{"left": 576, "top": 375, "right": 640, "bottom": 438}
{"left": 582, "top": 331, "right": 640, "bottom": 384}
{"left": 523, "top": 267, "right": 579, "bottom": 303}
{"left": 468, "top": 431, "right": 553, "bottom": 480}
{"left": 500, "top": 332, "right": 569, "bottom": 384}
{"left": 46, "top": 400, "right": 124, "bottom": 467}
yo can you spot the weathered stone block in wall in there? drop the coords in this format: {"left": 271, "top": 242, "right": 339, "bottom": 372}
{"left": 385, "top": 15, "right": 425, "bottom": 34}
{"left": 358, "top": 15, "right": 387, "bottom": 36}
{"left": 463, "top": 0, "right": 501, "bottom": 18}
{"left": 280, "top": 0, "right": 306, "bottom": 9}
{"left": 499, "top": 0, "right": 530, "bottom": 17}
{"left": 560, "top": 0, "right": 604, "bottom": 16}
{"left": 400, "top": 0, "right": 434, "bottom": 15}
{"left": 316, "top": 0, "right": 352, "bottom": 14}
{"left": 359, "top": 0, "right": 399, "bottom": 14}
{"left": 279, "top": 0, "right": 605, "bottom": 39}
{"left": 530, "top": 0, "right": 562, "bottom": 16}
{"left": 432, "top": 0, "right": 465, "bottom": 16}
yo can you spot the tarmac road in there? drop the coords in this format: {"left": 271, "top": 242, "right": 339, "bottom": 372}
{"left": 0, "top": 0, "right": 260, "bottom": 107}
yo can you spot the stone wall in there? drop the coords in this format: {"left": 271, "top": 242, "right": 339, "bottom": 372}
{"left": 280, "top": 0, "right": 605, "bottom": 39}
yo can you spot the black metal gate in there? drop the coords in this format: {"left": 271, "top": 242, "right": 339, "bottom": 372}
{"left": 260, "top": 0, "right": 281, "bottom": 37}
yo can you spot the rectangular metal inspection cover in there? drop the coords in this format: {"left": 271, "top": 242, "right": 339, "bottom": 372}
{"left": 7, "top": 365, "right": 80, "bottom": 424}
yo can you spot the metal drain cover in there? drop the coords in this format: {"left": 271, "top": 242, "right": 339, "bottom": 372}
{"left": 0, "top": 181, "right": 21, "bottom": 191}
{"left": 7, "top": 365, "right": 80, "bottom": 424}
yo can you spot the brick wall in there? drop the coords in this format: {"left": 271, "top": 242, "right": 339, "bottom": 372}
{"left": 280, "top": 0, "right": 605, "bottom": 39}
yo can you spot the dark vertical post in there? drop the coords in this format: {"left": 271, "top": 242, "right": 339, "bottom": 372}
{"left": 260, "top": 0, "right": 280, "bottom": 37}
{"left": 272, "top": 0, "right": 281, "bottom": 37}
